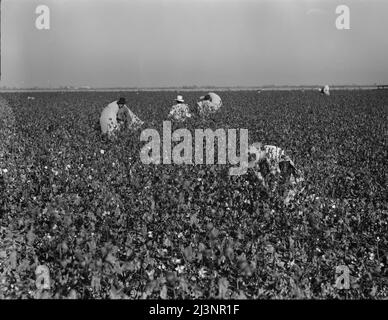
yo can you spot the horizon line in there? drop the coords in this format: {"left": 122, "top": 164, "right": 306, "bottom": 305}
{"left": 1, "top": 84, "right": 387, "bottom": 91}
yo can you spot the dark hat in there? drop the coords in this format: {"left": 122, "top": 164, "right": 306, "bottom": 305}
{"left": 117, "top": 97, "right": 126, "bottom": 105}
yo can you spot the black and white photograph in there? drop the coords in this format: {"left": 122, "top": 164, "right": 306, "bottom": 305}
{"left": 0, "top": 0, "right": 387, "bottom": 311}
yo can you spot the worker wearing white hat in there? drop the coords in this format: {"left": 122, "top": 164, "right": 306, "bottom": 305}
{"left": 168, "top": 95, "right": 192, "bottom": 121}
{"left": 319, "top": 85, "right": 330, "bottom": 96}
{"left": 197, "top": 92, "right": 222, "bottom": 117}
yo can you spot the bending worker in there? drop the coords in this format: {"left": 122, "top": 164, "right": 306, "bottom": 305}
{"left": 168, "top": 95, "right": 192, "bottom": 121}
{"left": 100, "top": 97, "right": 144, "bottom": 136}
{"left": 196, "top": 92, "right": 222, "bottom": 117}
{"left": 246, "top": 142, "right": 304, "bottom": 203}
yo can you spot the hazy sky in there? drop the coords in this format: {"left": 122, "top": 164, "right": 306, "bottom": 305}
{"left": 1, "top": 0, "right": 388, "bottom": 88}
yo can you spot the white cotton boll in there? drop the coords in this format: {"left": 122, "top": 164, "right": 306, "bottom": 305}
{"left": 175, "top": 265, "right": 185, "bottom": 274}
{"left": 100, "top": 149, "right": 105, "bottom": 154}
{"left": 2, "top": 168, "right": 8, "bottom": 173}
{"left": 198, "top": 267, "right": 207, "bottom": 278}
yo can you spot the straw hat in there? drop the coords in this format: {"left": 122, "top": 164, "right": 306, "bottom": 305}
{"left": 175, "top": 95, "right": 184, "bottom": 103}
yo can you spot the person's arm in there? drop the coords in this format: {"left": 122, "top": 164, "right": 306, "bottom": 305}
{"left": 185, "top": 104, "right": 192, "bottom": 117}
{"left": 125, "top": 106, "right": 145, "bottom": 128}
{"left": 169, "top": 105, "right": 176, "bottom": 117}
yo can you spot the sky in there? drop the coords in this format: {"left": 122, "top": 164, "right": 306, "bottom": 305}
{"left": 1, "top": 0, "right": 388, "bottom": 88}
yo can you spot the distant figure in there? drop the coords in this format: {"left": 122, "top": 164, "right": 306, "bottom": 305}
{"left": 247, "top": 142, "right": 304, "bottom": 203}
{"left": 99, "top": 97, "right": 144, "bottom": 136}
{"left": 319, "top": 85, "right": 330, "bottom": 96}
{"left": 168, "top": 95, "right": 192, "bottom": 121}
{"left": 27, "top": 96, "right": 35, "bottom": 100}
{"left": 196, "top": 92, "right": 222, "bottom": 117}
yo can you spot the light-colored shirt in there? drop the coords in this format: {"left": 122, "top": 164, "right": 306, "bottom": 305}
{"left": 321, "top": 85, "right": 330, "bottom": 96}
{"left": 169, "top": 103, "right": 192, "bottom": 121}
{"left": 208, "top": 92, "right": 222, "bottom": 106}
{"left": 197, "top": 92, "right": 222, "bottom": 116}
{"left": 248, "top": 142, "right": 303, "bottom": 184}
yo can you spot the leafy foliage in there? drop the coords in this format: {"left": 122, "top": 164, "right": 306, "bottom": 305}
{"left": 0, "top": 90, "right": 387, "bottom": 299}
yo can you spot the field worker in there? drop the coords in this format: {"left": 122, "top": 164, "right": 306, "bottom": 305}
{"left": 196, "top": 92, "right": 222, "bottom": 117}
{"left": 100, "top": 97, "right": 144, "bottom": 136}
{"left": 168, "top": 95, "right": 192, "bottom": 121}
{"left": 319, "top": 85, "right": 330, "bottom": 96}
{"left": 116, "top": 100, "right": 144, "bottom": 130}
{"left": 247, "top": 142, "right": 304, "bottom": 193}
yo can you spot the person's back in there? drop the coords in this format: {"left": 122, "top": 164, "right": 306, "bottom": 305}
{"left": 208, "top": 92, "right": 222, "bottom": 108}
{"left": 169, "top": 103, "right": 191, "bottom": 121}
{"left": 197, "top": 92, "right": 222, "bottom": 117}
{"left": 320, "top": 85, "right": 330, "bottom": 96}
{"left": 169, "top": 95, "right": 192, "bottom": 121}
{"left": 248, "top": 142, "right": 303, "bottom": 184}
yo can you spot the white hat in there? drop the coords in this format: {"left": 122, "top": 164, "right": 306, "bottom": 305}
{"left": 175, "top": 95, "right": 184, "bottom": 103}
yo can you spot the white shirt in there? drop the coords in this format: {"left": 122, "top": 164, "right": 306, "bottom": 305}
{"left": 197, "top": 92, "right": 222, "bottom": 117}
{"left": 208, "top": 92, "right": 222, "bottom": 107}
{"left": 320, "top": 85, "right": 330, "bottom": 96}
